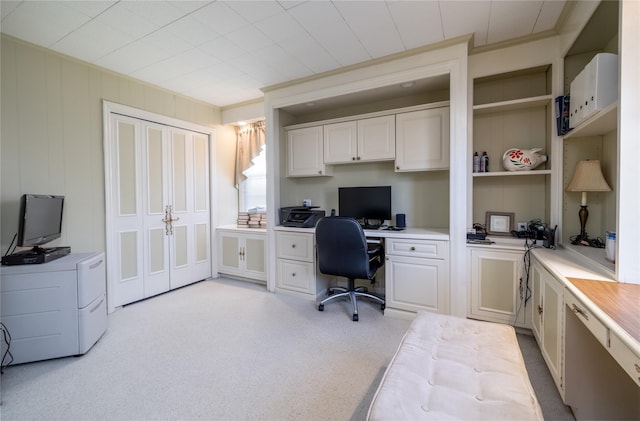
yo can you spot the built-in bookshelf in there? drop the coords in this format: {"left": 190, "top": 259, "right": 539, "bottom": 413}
{"left": 472, "top": 66, "right": 552, "bottom": 227}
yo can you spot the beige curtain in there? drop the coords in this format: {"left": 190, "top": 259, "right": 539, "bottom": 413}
{"left": 235, "top": 121, "right": 266, "bottom": 187}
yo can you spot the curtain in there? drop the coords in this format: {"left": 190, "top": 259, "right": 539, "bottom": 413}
{"left": 234, "top": 121, "right": 265, "bottom": 188}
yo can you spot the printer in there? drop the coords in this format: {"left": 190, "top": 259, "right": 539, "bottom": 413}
{"left": 279, "top": 206, "right": 325, "bottom": 228}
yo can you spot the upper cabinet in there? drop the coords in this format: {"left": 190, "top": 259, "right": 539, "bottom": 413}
{"left": 472, "top": 66, "right": 553, "bottom": 226}
{"left": 286, "top": 103, "right": 450, "bottom": 177}
{"left": 286, "top": 126, "right": 332, "bottom": 177}
{"left": 324, "top": 115, "right": 395, "bottom": 164}
{"left": 395, "top": 107, "right": 450, "bottom": 172}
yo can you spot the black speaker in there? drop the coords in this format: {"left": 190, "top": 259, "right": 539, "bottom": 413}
{"left": 396, "top": 213, "right": 406, "bottom": 228}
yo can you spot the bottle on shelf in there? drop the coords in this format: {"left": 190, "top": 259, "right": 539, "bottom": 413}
{"left": 481, "top": 151, "right": 489, "bottom": 172}
{"left": 473, "top": 152, "right": 480, "bottom": 173}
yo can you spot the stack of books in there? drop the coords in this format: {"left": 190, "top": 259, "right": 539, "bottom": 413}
{"left": 237, "top": 212, "right": 250, "bottom": 227}
{"left": 248, "top": 212, "right": 267, "bottom": 228}
{"left": 237, "top": 211, "right": 267, "bottom": 228}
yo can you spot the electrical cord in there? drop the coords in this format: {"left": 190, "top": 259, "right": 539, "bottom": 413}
{"left": 1, "top": 322, "right": 13, "bottom": 373}
{"left": 4, "top": 233, "right": 18, "bottom": 257}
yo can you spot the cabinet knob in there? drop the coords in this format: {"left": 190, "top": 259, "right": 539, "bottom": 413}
{"left": 318, "top": 170, "right": 322, "bottom": 174}
{"left": 634, "top": 363, "right": 640, "bottom": 373}
{"left": 352, "top": 157, "right": 356, "bottom": 161}
{"left": 291, "top": 244, "right": 296, "bottom": 248}
{"left": 292, "top": 272, "right": 296, "bottom": 277}
{"left": 396, "top": 166, "right": 400, "bottom": 170}
{"left": 357, "top": 156, "right": 361, "bottom": 160}
{"left": 537, "top": 304, "right": 543, "bottom": 315}
{"left": 410, "top": 246, "right": 416, "bottom": 251}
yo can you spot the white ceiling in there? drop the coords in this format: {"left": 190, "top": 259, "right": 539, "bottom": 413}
{"left": 0, "top": 1, "right": 567, "bottom": 108}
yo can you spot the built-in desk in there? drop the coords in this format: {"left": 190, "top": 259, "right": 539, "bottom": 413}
{"left": 273, "top": 225, "right": 450, "bottom": 317}
{"left": 531, "top": 247, "right": 640, "bottom": 420}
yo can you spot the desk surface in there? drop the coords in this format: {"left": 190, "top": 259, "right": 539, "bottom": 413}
{"left": 567, "top": 277, "right": 640, "bottom": 343}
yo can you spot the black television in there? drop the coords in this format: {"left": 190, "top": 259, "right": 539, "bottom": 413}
{"left": 17, "top": 194, "right": 65, "bottom": 250}
{"left": 338, "top": 186, "right": 391, "bottom": 228}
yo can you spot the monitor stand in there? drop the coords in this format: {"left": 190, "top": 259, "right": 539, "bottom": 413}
{"left": 361, "top": 218, "right": 383, "bottom": 230}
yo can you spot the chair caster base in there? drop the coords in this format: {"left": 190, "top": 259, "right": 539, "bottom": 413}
{"left": 353, "top": 314, "right": 358, "bottom": 322}
{"left": 318, "top": 304, "right": 324, "bottom": 311}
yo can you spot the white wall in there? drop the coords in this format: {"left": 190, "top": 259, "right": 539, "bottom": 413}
{"left": 0, "top": 35, "right": 232, "bottom": 254}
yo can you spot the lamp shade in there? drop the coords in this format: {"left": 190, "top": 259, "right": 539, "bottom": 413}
{"left": 566, "top": 160, "right": 612, "bottom": 192}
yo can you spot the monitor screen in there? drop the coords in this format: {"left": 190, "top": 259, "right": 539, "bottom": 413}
{"left": 17, "top": 194, "right": 65, "bottom": 248}
{"left": 338, "top": 186, "right": 391, "bottom": 224}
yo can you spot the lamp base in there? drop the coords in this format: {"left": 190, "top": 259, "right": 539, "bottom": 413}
{"left": 570, "top": 233, "right": 605, "bottom": 248}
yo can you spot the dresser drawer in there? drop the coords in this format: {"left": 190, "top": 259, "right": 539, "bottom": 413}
{"left": 276, "top": 259, "right": 314, "bottom": 294}
{"left": 276, "top": 231, "right": 314, "bottom": 262}
{"left": 565, "top": 290, "right": 608, "bottom": 348}
{"left": 609, "top": 332, "right": 640, "bottom": 387}
{"left": 385, "top": 238, "right": 447, "bottom": 259}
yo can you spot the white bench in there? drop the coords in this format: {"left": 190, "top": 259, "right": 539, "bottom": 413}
{"left": 367, "top": 311, "right": 543, "bottom": 420}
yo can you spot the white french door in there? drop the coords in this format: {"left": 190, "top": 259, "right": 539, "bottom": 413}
{"left": 104, "top": 104, "right": 213, "bottom": 312}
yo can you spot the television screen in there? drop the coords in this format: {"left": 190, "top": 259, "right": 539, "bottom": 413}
{"left": 338, "top": 186, "right": 391, "bottom": 226}
{"left": 17, "top": 194, "right": 65, "bottom": 248}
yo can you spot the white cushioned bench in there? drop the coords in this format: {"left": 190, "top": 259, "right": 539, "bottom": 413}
{"left": 367, "top": 311, "right": 543, "bottom": 420}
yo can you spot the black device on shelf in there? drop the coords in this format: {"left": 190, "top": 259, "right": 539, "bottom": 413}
{"left": 338, "top": 186, "right": 391, "bottom": 229}
{"left": 2, "top": 194, "right": 70, "bottom": 265}
{"left": 279, "top": 206, "right": 325, "bottom": 228}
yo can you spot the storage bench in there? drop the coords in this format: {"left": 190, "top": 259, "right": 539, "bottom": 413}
{"left": 367, "top": 311, "right": 543, "bottom": 420}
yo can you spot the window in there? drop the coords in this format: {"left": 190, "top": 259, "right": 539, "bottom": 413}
{"left": 239, "top": 145, "right": 266, "bottom": 212}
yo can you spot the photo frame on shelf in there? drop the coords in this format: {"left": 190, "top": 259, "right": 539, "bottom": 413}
{"left": 486, "top": 212, "right": 515, "bottom": 236}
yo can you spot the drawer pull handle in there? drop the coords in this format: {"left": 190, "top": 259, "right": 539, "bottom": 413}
{"left": 635, "top": 363, "right": 640, "bottom": 373}
{"left": 89, "top": 259, "right": 103, "bottom": 270}
{"left": 410, "top": 246, "right": 416, "bottom": 251}
{"left": 537, "top": 305, "right": 543, "bottom": 315}
{"left": 572, "top": 303, "right": 589, "bottom": 320}
{"left": 292, "top": 273, "right": 296, "bottom": 277}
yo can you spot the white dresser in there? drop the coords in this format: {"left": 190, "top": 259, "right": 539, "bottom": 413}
{"left": 1, "top": 252, "right": 107, "bottom": 365}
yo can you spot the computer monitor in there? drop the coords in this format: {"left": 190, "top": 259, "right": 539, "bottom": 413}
{"left": 338, "top": 186, "right": 391, "bottom": 228}
{"left": 17, "top": 194, "right": 65, "bottom": 250}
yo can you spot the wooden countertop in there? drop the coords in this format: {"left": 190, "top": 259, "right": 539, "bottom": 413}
{"left": 567, "top": 277, "right": 640, "bottom": 344}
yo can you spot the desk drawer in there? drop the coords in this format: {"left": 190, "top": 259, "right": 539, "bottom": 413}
{"left": 276, "top": 259, "right": 314, "bottom": 294}
{"left": 609, "top": 332, "right": 640, "bottom": 387}
{"left": 565, "top": 290, "right": 608, "bottom": 348}
{"left": 276, "top": 231, "right": 314, "bottom": 262}
{"left": 386, "top": 238, "right": 447, "bottom": 259}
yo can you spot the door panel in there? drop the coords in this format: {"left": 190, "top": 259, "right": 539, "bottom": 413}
{"left": 106, "top": 111, "right": 212, "bottom": 310}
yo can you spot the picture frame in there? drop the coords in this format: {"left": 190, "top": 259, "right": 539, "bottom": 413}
{"left": 485, "top": 212, "right": 515, "bottom": 236}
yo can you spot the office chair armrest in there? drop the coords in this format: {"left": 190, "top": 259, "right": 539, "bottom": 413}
{"left": 367, "top": 244, "right": 384, "bottom": 263}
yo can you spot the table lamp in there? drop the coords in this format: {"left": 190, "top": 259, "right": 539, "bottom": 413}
{"left": 566, "top": 160, "right": 611, "bottom": 245}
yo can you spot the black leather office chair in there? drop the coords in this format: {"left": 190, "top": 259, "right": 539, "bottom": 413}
{"left": 315, "top": 216, "right": 385, "bottom": 321}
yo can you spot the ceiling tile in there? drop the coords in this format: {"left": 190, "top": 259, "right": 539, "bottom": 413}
{"left": 440, "top": 1, "right": 491, "bottom": 46}
{"left": 95, "top": 40, "right": 174, "bottom": 75}
{"left": 488, "top": 1, "right": 542, "bottom": 44}
{"left": 334, "top": 1, "right": 404, "bottom": 58}
{"left": 167, "top": 1, "right": 212, "bottom": 15}
{"left": 278, "top": 33, "right": 340, "bottom": 74}
{"left": 253, "top": 44, "right": 312, "bottom": 80}
{"left": 191, "top": 2, "right": 248, "bottom": 35}
{"left": 288, "top": 1, "right": 369, "bottom": 66}
{"left": 388, "top": 1, "right": 444, "bottom": 50}
{"left": 1, "top": 1, "right": 93, "bottom": 47}
{"left": 52, "top": 20, "right": 135, "bottom": 62}
{"left": 253, "top": 10, "right": 307, "bottom": 44}
{"left": 131, "top": 48, "right": 220, "bottom": 84}
{"left": 60, "top": 1, "right": 117, "bottom": 18}
{"left": 164, "top": 15, "right": 220, "bottom": 47}
{"left": 198, "top": 36, "right": 246, "bottom": 62}
{"left": 119, "top": 0, "right": 185, "bottom": 27}
{"left": 1, "top": 1, "right": 21, "bottom": 20}
{"left": 535, "top": 0, "right": 566, "bottom": 32}
{"left": 95, "top": 3, "right": 159, "bottom": 38}
{"left": 224, "top": 25, "right": 275, "bottom": 52}
{"left": 224, "top": 1, "right": 284, "bottom": 24}
{"left": 142, "top": 28, "right": 193, "bottom": 56}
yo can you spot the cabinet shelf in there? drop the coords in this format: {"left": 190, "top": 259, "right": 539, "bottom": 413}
{"left": 473, "top": 95, "right": 553, "bottom": 114}
{"left": 473, "top": 169, "right": 551, "bottom": 177}
{"left": 563, "top": 102, "right": 617, "bottom": 139}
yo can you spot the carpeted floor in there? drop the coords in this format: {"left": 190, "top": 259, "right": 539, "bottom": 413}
{"left": 1, "top": 277, "right": 573, "bottom": 420}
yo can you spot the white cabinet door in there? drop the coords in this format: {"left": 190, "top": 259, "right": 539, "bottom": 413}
{"left": 357, "top": 115, "right": 395, "bottom": 161}
{"left": 324, "top": 121, "right": 357, "bottom": 164}
{"left": 531, "top": 257, "right": 564, "bottom": 393}
{"left": 286, "top": 126, "right": 330, "bottom": 177}
{"left": 395, "top": 107, "right": 449, "bottom": 171}
{"left": 385, "top": 254, "right": 448, "bottom": 314}
{"left": 469, "top": 248, "right": 525, "bottom": 326}
{"left": 218, "top": 231, "right": 266, "bottom": 281}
